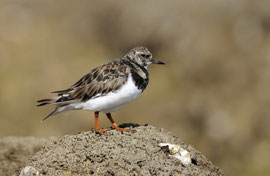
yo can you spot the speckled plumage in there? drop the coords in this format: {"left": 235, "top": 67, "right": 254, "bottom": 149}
{"left": 37, "top": 46, "right": 165, "bottom": 132}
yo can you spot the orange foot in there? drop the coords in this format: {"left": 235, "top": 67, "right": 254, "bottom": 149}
{"left": 95, "top": 128, "right": 111, "bottom": 135}
{"left": 114, "top": 127, "right": 132, "bottom": 132}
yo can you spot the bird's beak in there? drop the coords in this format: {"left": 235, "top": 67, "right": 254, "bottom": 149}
{"left": 151, "top": 59, "right": 165, "bottom": 65}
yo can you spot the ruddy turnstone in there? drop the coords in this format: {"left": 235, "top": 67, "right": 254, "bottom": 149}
{"left": 37, "top": 46, "right": 165, "bottom": 134}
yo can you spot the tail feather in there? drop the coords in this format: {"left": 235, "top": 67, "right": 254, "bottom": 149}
{"left": 41, "top": 107, "right": 59, "bottom": 122}
{"left": 51, "top": 88, "right": 73, "bottom": 95}
{"left": 37, "top": 96, "right": 76, "bottom": 107}
{"left": 37, "top": 98, "right": 52, "bottom": 103}
{"left": 37, "top": 102, "right": 50, "bottom": 107}
{"left": 37, "top": 98, "right": 58, "bottom": 107}
{"left": 41, "top": 105, "right": 74, "bottom": 122}
{"left": 38, "top": 95, "right": 77, "bottom": 121}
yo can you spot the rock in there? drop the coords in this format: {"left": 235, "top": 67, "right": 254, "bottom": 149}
{"left": 23, "top": 124, "right": 223, "bottom": 176}
{"left": 0, "top": 136, "right": 54, "bottom": 176}
{"left": 19, "top": 166, "right": 39, "bottom": 176}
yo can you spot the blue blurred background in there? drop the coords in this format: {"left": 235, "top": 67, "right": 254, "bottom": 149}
{"left": 0, "top": 0, "right": 270, "bottom": 175}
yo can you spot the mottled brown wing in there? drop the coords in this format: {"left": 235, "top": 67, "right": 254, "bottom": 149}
{"left": 53, "top": 59, "right": 129, "bottom": 102}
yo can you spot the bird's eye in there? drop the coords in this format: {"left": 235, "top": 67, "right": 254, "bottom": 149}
{"left": 141, "top": 54, "right": 150, "bottom": 58}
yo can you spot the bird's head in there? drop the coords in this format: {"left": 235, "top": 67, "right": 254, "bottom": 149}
{"left": 125, "top": 46, "right": 165, "bottom": 67}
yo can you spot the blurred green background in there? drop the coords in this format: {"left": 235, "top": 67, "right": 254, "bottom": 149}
{"left": 0, "top": 0, "right": 270, "bottom": 175}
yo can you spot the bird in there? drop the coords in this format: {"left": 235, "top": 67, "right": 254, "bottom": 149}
{"left": 37, "top": 46, "right": 165, "bottom": 134}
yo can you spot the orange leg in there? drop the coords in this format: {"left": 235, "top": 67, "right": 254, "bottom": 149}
{"left": 94, "top": 112, "right": 110, "bottom": 134}
{"left": 106, "top": 113, "right": 132, "bottom": 132}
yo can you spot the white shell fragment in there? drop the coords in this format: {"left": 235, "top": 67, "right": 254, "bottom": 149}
{"left": 159, "top": 143, "right": 191, "bottom": 165}
{"left": 20, "top": 166, "right": 39, "bottom": 176}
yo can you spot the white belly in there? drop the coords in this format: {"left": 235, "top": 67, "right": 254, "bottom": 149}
{"left": 72, "top": 74, "right": 142, "bottom": 113}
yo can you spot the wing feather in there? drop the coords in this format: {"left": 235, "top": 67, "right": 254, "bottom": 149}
{"left": 71, "top": 63, "right": 128, "bottom": 101}
{"left": 54, "top": 59, "right": 128, "bottom": 103}
{"left": 38, "top": 59, "right": 128, "bottom": 106}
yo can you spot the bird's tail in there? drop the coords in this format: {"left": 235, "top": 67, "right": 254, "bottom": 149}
{"left": 37, "top": 96, "right": 76, "bottom": 121}
{"left": 37, "top": 95, "right": 76, "bottom": 107}
{"left": 40, "top": 105, "right": 72, "bottom": 122}
{"left": 37, "top": 97, "right": 58, "bottom": 107}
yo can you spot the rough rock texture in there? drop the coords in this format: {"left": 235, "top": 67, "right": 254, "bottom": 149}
{"left": 23, "top": 124, "right": 223, "bottom": 176}
{"left": 0, "top": 136, "right": 54, "bottom": 176}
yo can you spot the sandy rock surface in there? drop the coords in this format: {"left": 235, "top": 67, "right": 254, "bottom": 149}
{"left": 0, "top": 136, "right": 55, "bottom": 176}
{"left": 22, "top": 124, "right": 223, "bottom": 176}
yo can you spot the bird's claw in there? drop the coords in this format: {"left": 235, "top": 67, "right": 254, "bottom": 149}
{"left": 95, "top": 128, "right": 111, "bottom": 135}
{"left": 114, "top": 127, "right": 132, "bottom": 132}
